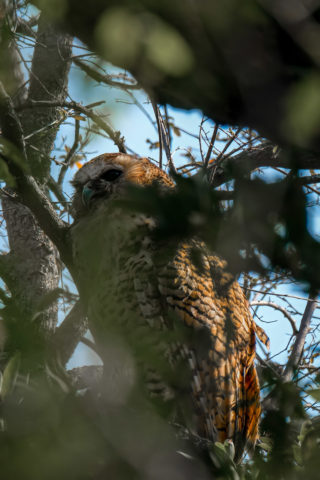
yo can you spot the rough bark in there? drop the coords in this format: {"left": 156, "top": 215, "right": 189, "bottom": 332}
{"left": 0, "top": 9, "right": 72, "bottom": 333}
{"left": 2, "top": 198, "right": 60, "bottom": 333}
{"left": 20, "top": 14, "right": 72, "bottom": 181}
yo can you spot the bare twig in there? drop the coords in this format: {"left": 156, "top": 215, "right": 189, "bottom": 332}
{"left": 242, "top": 286, "right": 319, "bottom": 303}
{"left": 58, "top": 117, "right": 80, "bottom": 185}
{"left": 48, "top": 176, "right": 68, "bottom": 209}
{"left": 15, "top": 15, "right": 39, "bottom": 38}
{"left": 210, "top": 127, "right": 242, "bottom": 181}
{"left": 21, "top": 99, "right": 127, "bottom": 153}
{"left": 151, "top": 102, "right": 176, "bottom": 174}
{"left": 73, "top": 57, "right": 140, "bottom": 90}
{"left": 250, "top": 300, "right": 298, "bottom": 335}
{"left": 163, "top": 105, "right": 172, "bottom": 149}
{"left": 198, "top": 117, "right": 206, "bottom": 164}
{"left": 204, "top": 123, "right": 219, "bottom": 168}
{"left": 151, "top": 100, "right": 163, "bottom": 169}
{"left": 209, "top": 142, "right": 320, "bottom": 187}
{"left": 256, "top": 353, "right": 282, "bottom": 379}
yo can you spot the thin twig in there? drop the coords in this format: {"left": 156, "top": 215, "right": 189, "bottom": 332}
{"left": 152, "top": 103, "right": 176, "bottom": 174}
{"left": 73, "top": 57, "right": 141, "bottom": 90}
{"left": 151, "top": 100, "right": 163, "bottom": 169}
{"left": 242, "top": 286, "right": 319, "bottom": 303}
{"left": 256, "top": 353, "right": 282, "bottom": 379}
{"left": 209, "top": 141, "right": 320, "bottom": 187}
{"left": 48, "top": 176, "right": 68, "bottom": 210}
{"left": 20, "top": 99, "right": 127, "bottom": 153}
{"left": 58, "top": 117, "right": 80, "bottom": 185}
{"left": 204, "top": 123, "right": 219, "bottom": 167}
{"left": 163, "top": 104, "right": 172, "bottom": 149}
{"left": 250, "top": 300, "right": 298, "bottom": 335}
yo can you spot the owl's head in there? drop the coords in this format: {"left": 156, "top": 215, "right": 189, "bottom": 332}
{"left": 71, "top": 153, "right": 173, "bottom": 218}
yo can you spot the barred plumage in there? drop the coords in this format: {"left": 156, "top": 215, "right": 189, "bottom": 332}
{"left": 71, "top": 153, "right": 267, "bottom": 462}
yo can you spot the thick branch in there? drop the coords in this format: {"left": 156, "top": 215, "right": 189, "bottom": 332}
{"left": 16, "top": 175, "right": 72, "bottom": 266}
{"left": 0, "top": 12, "right": 74, "bottom": 333}
{"left": 21, "top": 14, "right": 73, "bottom": 181}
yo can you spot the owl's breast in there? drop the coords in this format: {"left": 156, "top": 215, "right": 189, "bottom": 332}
{"left": 71, "top": 207, "right": 159, "bottom": 327}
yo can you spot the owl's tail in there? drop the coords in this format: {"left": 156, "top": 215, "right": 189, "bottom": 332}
{"left": 234, "top": 362, "right": 261, "bottom": 463}
{"left": 202, "top": 347, "right": 261, "bottom": 463}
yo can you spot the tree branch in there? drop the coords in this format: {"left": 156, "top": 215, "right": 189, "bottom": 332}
{"left": 15, "top": 15, "right": 39, "bottom": 38}
{"left": 210, "top": 142, "right": 320, "bottom": 187}
{"left": 250, "top": 300, "right": 298, "bottom": 335}
{"left": 22, "top": 99, "right": 127, "bottom": 154}
{"left": 297, "top": 175, "right": 320, "bottom": 186}
{"left": 209, "top": 141, "right": 320, "bottom": 187}
{"left": 53, "top": 301, "right": 88, "bottom": 366}
{"left": 73, "top": 57, "right": 141, "bottom": 90}
{"left": 0, "top": 81, "right": 73, "bottom": 269}
{"left": 58, "top": 117, "right": 80, "bottom": 185}
{"left": 283, "top": 293, "right": 318, "bottom": 382}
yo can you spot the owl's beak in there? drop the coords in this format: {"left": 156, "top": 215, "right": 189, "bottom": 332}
{"left": 82, "top": 182, "right": 95, "bottom": 207}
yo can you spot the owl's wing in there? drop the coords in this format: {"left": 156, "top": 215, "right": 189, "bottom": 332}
{"left": 154, "top": 240, "right": 261, "bottom": 462}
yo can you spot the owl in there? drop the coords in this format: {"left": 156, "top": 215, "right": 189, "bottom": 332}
{"left": 71, "top": 153, "right": 267, "bottom": 463}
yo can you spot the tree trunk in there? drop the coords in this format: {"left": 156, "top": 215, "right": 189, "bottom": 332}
{"left": 0, "top": 8, "right": 72, "bottom": 334}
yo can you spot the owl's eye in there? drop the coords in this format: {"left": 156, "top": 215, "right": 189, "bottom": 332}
{"left": 100, "top": 169, "right": 122, "bottom": 182}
